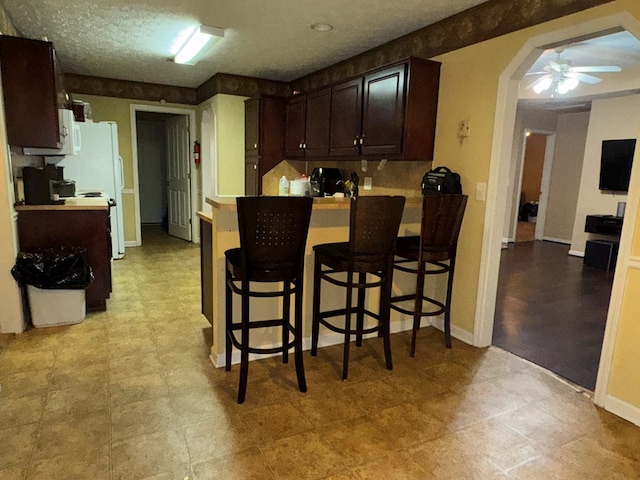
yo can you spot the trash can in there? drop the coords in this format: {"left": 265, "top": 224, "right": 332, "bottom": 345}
{"left": 11, "top": 248, "right": 93, "bottom": 328}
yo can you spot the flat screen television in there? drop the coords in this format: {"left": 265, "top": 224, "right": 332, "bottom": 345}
{"left": 599, "top": 139, "right": 636, "bottom": 192}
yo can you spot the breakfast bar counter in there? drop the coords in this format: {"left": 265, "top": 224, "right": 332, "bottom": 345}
{"left": 203, "top": 195, "right": 423, "bottom": 367}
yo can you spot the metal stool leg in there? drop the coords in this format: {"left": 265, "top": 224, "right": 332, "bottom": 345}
{"left": 311, "top": 256, "right": 322, "bottom": 356}
{"left": 225, "top": 268, "right": 233, "bottom": 371}
{"left": 294, "top": 277, "right": 307, "bottom": 392}
{"left": 237, "top": 281, "right": 250, "bottom": 404}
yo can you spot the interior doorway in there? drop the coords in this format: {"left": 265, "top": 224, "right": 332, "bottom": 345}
{"left": 475, "top": 16, "right": 640, "bottom": 407}
{"left": 130, "top": 105, "right": 198, "bottom": 246}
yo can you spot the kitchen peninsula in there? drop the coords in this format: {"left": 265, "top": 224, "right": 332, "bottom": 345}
{"left": 201, "top": 195, "right": 424, "bottom": 367}
{"left": 15, "top": 197, "right": 112, "bottom": 312}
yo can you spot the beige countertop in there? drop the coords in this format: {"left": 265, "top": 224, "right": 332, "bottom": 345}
{"left": 197, "top": 210, "right": 213, "bottom": 224}
{"left": 15, "top": 197, "right": 109, "bottom": 211}
{"left": 205, "top": 195, "right": 423, "bottom": 211}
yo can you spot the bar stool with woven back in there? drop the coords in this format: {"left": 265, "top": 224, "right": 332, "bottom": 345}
{"left": 391, "top": 194, "right": 468, "bottom": 355}
{"left": 311, "top": 195, "right": 406, "bottom": 380}
{"left": 225, "top": 196, "right": 313, "bottom": 404}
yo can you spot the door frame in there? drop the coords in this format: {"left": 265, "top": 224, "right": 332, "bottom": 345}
{"left": 512, "top": 129, "right": 556, "bottom": 242}
{"left": 130, "top": 104, "right": 198, "bottom": 245}
{"left": 473, "top": 12, "right": 640, "bottom": 414}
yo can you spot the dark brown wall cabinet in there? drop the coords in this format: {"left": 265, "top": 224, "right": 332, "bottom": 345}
{"left": 290, "top": 57, "right": 440, "bottom": 162}
{"left": 244, "top": 96, "right": 285, "bottom": 195}
{"left": 0, "top": 35, "right": 62, "bottom": 148}
{"left": 284, "top": 88, "right": 331, "bottom": 158}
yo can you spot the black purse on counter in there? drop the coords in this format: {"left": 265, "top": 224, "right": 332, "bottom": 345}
{"left": 421, "top": 166, "right": 462, "bottom": 195}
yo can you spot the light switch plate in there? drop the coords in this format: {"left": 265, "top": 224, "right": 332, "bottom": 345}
{"left": 476, "top": 182, "right": 487, "bottom": 202}
{"left": 363, "top": 177, "right": 373, "bottom": 190}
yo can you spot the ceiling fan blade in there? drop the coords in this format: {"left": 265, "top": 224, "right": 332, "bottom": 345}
{"left": 524, "top": 71, "right": 548, "bottom": 76}
{"left": 548, "top": 60, "right": 562, "bottom": 72}
{"left": 571, "top": 65, "right": 621, "bottom": 73}
{"left": 571, "top": 72, "right": 602, "bottom": 84}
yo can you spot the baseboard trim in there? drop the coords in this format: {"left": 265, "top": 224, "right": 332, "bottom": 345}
{"left": 124, "top": 241, "right": 137, "bottom": 248}
{"left": 542, "top": 236, "right": 571, "bottom": 245}
{"left": 568, "top": 249, "right": 584, "bottom": 258}
{"left": 603, "top": 395, "right": 640, "bottom": 427}
{"left": 209, "top": 316, "right": 473, "bottom": 368}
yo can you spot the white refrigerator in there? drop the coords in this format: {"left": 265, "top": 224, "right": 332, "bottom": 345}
{"left": 50, "top": 121, "right": 125, "bottom": 259}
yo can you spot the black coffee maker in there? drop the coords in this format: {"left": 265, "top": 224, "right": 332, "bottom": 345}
{"left": 309, "top": 168, "right": 344, "bottom": 197}
{"left": 22, "top": 165, "right": 64, "bottom": 204}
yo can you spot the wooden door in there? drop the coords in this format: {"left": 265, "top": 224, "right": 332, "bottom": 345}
{"left": 361, "top": 64, "right": 406, "bottom": 157}
{"left": 244, "top": 98, "right": 259, "bottom": 157}
{"left": 284, "top": 95, "right": 306, "bottom": 158}
{"left": 166, "top": 115, "right": 192, "bottom": 241}
{"left": 304, "top": 88, "right": 331, "bottom": 158}
{"left": 330, "top": 78, "right": 362, "bottom": 157}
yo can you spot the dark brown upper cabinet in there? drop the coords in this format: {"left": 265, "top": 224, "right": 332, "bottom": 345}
{"left": 284, "top": 88, "right": 331, "bottom": 159}
{"left": 284, "top": 94, "right": 306, "bottom": 158}
{"left": 329, "top": 78, "right": 363, "bottom": 157}
{"left": 330, "top": 57, "right": 440, "bottom": 161}
{"left": 244, "top": 96, "right": 285, "bottom": 195}
{"left": 0, "top": 35, "right": 62, "bottom": 148}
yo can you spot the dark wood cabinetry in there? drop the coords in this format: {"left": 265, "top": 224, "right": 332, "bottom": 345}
{"left": 244, "top": 96, "right": 285, "bottom": 195}
{"left": 285, "top": 89, "right": 331, "bottom": 158}
{"left": 289, "top": 57, "right": 441, "bottom": 162}
{"left": 16, "top": 208, "right": 112, "bottom": 312}
{"left": 200, "top": 218, "right": 213, "bottom": 324}
{"left": 0, "top": 35, "right": 62, "bottom": 148}
{"left": 330, "top": 78, "right": 363, "bottom": 157}
{"left": 284, "top": 94, "right": 306, "bottom": 158}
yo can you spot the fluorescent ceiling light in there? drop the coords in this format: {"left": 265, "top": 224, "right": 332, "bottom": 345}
{"left": 174, "top": 25, "right": 224, "bottom": 65}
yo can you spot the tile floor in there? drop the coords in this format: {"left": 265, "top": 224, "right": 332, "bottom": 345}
{"left": 1, "top": 226, "right": 640, "bottom": 479}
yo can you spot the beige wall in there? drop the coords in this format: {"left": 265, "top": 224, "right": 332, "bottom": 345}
{"left": 0, "top": 86, "right": 24, "bottom": 333}
{"left": 73, "top": 94, "right": 195, "bottom": 242}
{"left": 570, "top": 95, "right": 640, "bottom": 254}
{"left": 197, "top": 94, "right": 247, "bottom": 197}
{"left": 544, "top": 111, "right": 590, "bottom": 242}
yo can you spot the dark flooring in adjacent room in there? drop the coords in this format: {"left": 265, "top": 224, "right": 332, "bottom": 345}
{"left": 492, "top": 240, "right": 615, "bottom": 391}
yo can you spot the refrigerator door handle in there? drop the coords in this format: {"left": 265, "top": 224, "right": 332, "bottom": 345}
{"left": 118, "top": 155, "right": 124, "bottom": 190}
{"left": 73, "top": 123, "right": 82, "bottom": 154}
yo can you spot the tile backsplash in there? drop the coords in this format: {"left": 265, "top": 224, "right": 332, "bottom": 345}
{"left": 263, "top": 159, "right": 431, "bottom": 197}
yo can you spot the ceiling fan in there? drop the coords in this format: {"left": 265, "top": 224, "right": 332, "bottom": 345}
{"left": 526, "top": 47, "right": 621, "bottom": 95}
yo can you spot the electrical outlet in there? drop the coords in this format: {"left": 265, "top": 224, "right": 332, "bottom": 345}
{"left": 458, "top": 119, "right": 470, "bottom": 138}
{"left": 363, "top": 177, "right": 373, "bottom": 190}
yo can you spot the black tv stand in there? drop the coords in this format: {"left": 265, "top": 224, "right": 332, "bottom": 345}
{"left": 583, "top": 215, "right": 622, "bottom": 270}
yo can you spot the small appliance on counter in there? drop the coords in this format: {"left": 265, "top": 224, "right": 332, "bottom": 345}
{"left": 22, "top": 165, "right": 64, "bottom": 204}
{"left": 309, "top": 168, "right": 344, "bottom": 197}
{"left": 49, "top": 179, "right": 76, "bottom": 199}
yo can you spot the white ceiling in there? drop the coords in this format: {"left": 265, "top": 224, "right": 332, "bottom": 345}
{"left": 520, "top": 30, "right": 640, "bottom": 104}
{"left": 2, "top": 0, "right": 489, "bottom": 88}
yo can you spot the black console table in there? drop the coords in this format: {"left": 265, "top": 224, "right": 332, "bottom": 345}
{"left": 583, "top": 215, "right": 621, "bottom": 271}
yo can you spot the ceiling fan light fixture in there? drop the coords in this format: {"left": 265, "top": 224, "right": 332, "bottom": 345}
{"left": 533, "top": 76, "right": 553, "bottom": 94}
{"left": 174, "top": 25, "right": 224, "bottom": 65}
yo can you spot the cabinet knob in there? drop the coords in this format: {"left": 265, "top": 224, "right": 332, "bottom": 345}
{"left": 353, "top": 138, "right": 358, "bottom": 146}
{"left": 254, "top": 143, "right": 257, "bottom": 149}
{"left": 299, "top": 143, "right": 302, "bottom": 149}
{"left": 303, "top": 143, "right": 307, "bottom": 149}
{"left": 253, "top": 164, "right": 257, "bottom": 170}
{"left": 359, "top": 136, "right": 364, "bottom": 145}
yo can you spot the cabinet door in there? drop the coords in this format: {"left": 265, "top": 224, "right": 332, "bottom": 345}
{"left": 0, "top": 36, "right": 60, "bottom": 148}
{"left": 245, "top": 158, "right": 259, "bottom": 196}
{"left": 361, "top": 64, "right": 406, "bottom": 157}
{"left": 330, "top": 78, "right": 362, "bottom": 157}
{"left": 244, "top": 98, "right": 259, "bottom": 157}
{"left": 284, "top": 95, "right": 306, "bottom": 158}
{"left": 304, "top": 88, "right": 331, "bottom": 158}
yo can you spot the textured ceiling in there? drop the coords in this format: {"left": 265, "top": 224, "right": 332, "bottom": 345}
{"left": 2, "top": 0, "right": 489, "bottom": 88}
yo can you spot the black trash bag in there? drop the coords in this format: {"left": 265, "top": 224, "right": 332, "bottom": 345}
{"left": 11, "top": 247, "right": 94, "bottom": 290}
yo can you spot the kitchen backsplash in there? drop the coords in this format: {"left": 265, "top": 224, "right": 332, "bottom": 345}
{"left": 263, "top": 159, "right": 430, "bottom": 197}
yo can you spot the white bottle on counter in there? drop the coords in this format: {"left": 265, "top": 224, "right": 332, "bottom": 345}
{"left": 279, "top": 176, "right": 290, "bottom": 196}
